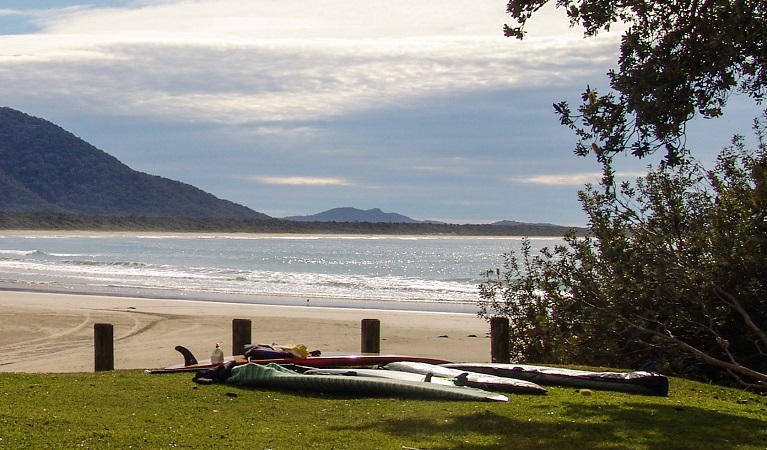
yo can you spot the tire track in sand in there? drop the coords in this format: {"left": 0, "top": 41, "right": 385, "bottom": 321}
{"left": 0, "top": 310, "right": 95, "bottom": 366}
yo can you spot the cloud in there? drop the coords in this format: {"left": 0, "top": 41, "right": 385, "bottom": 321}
{"left": 34, "top": 1, "right": 539, "bottom": 39}
{"left": 0, "top": 0, "right": 620, "bottom": 124}
{"left": 513, "top": 171, "right": 649, "bottom": 186}
{"left": 253, "top": 176, "right": 353, "bottom": 187}
{"left": 0, "top": 37, "right": 617, "bottom": 124}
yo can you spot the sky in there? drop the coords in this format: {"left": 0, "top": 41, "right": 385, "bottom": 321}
{"left": 0, "top": 1, "right": 761, "bottom": 226}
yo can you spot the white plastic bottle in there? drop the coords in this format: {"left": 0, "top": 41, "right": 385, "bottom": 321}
{"left": 211, "top": 343, "right": 224, "bottom": 365}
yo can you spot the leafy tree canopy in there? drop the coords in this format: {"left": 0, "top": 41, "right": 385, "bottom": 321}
{"left": 479, "top": 114, "right": 767, "bottom": 389}
{"left": 505, "top": 0, "right": 767, "bottom": 166}
{"left": 480, "top": 1, "right": 767, "bottom": 389}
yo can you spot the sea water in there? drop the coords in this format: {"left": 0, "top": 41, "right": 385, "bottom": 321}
{"left": 0, "top": 234, "right": 563, "bottom": 313}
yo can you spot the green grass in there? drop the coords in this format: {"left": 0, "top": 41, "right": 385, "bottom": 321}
{"left": 0, "top": 371, "right": 765, "bottom": 449}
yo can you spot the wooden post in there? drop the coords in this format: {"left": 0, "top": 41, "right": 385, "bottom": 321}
{"left": 94, "top": 323, "right": 114, "bottom": 372}
{"left": 490, "top": 317, "right": 510, "bottom": 363}
{"left": 232, "top": 318, "right": 252, "bottom": 356}
{"left": 360, "top": 318, "right": 381, "bottom": 354}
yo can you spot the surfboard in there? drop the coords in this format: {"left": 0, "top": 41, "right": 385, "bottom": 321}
{"left": 383, "top": 361, "right": 547, "bottom": 395}
{"left": 441, "top": 363, "right": 669, "bottom": 396}
{"left": 146, "top": 346, "right": 452, "bottom": 374}
{"left": 226, "top": 362, "right": 509, "bottom": 402}
{"left": 303, "top": 367, "right": 461, "bottom": 386}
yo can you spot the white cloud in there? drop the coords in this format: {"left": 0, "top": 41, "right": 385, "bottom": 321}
{"left": 513, "top": 173, "right": 600, "bottom": 186}
{"left": 36, "top": 1, "right": 520, "bottom": 39}
{"left": 248, "top": 125, "right": 320, "bottom": 137}
{"left": 513, "top": 171, "right": 648, "bottom": 186}
{"left": 0, "top": 0, "right": 620, "bottom": 124}
{"left": 253, "top": 176, "right": 353, "bottom": 186}
{"left": 0, "top": 36, "right": 617, "bottom": 123}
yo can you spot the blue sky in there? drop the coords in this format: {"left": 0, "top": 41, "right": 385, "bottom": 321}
{"left": 0, "top": 1, "right": 761, "bottom": 225}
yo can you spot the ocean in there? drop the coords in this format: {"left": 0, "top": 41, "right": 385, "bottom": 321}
{"left": 0, "top": 234, "right": 563, "bottom": 313}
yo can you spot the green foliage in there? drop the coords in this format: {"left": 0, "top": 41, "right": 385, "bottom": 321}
{"left": 479, "top": 115, "right": 767, "bottom": 389}
{"left": 505, "top": 0, "right": 767, "bottom": 165}
{"left": 479, "top": 239, "right": 574, "bottom": 363}
{"left": 0, "top": 211, "right": 585, "bottom": 236}
{"left": 495, "top": 0, "right": 767, "bottom": 391}
{"left": 0, "top": 370, "right": 765, "bottom": 449}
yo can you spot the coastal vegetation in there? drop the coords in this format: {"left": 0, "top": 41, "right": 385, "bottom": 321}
{"left": 505, "top": 0, "right": 766, "bottom": 168}
{"left": 480, "top": 0, "right": 767, "bottom": 390}
{"left": 0, "top": 211, "right": 584, "bottom": 236}
{"left": 0, "top": 370, "right": 764, "bottom": 449}
{"left": 480, "top": 135, "right": 767, "bottom": 388}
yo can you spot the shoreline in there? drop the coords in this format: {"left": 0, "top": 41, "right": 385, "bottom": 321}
{"left": 0, "top": 290, "right": 494, "bottom": 374}
{"left": 0, "top": 229, "right": 552, "bottom": 239}
{"left": 0, "top": 282, "right": 481, "bottom": 314}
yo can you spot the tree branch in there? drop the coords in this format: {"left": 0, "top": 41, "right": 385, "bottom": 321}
{"left": 711, "top": 282, "right": 767, "bottom": 347}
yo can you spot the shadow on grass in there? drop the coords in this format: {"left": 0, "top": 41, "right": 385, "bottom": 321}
{"left": 330, "top": 400, "right": 767, "bottom": 449}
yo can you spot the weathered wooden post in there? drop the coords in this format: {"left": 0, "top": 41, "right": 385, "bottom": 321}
{"left": 490, "top": 316, "right": 510, "bottom": 363}
{"left": 232, "top": 318, "right": 252, "bottom": 356}
{"left": 360, "top": 318, "right": 381, "bottom": 354}
{"left": 94, "top": 323, "right": 114, "bottom": 372}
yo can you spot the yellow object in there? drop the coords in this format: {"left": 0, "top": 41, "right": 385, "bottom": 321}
{"left": 274, "top": 344, "right": 310, "bottom": 358}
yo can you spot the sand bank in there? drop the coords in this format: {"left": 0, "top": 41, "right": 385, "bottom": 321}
{"left": 0, "top": 291, "right": 493, "bottom": 373}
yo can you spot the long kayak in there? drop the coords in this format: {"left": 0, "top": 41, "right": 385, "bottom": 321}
{"left": 226, "top": 362, "right": 509, "bottom": 402}
{"left": 383, "top": 361, "right": 547, "bottom": 395}
{"left": 442, "top": 363, "right": 669, "bottom": 396}
{"left": 147, "top": 346, "right": 451, "bottom": 374}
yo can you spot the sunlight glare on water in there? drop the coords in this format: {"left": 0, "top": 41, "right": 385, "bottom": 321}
{"left": 0, "top": 234, "right": 563, "bottom": 311}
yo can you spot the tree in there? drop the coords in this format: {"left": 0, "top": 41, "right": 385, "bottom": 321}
{"left": 505, "top": 0, "right": 767, "bottom": 166}
{"left": 479, "top": 113, "right": 767, "bottom": 389}
{"left": 478, "top": 1, "right": 767, "bottom": 389}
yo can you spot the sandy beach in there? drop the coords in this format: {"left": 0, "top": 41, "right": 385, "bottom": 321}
{"left": 0, "top": 290, "right": 493, "bottom": 373}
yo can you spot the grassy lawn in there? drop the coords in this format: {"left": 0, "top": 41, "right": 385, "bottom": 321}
{"left": 0, "top": 370, "right": 765, "bottom": 449}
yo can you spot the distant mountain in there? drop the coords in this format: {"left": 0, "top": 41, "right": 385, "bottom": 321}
{"left": 284, "top": 208, "right": 581, "bottom": 232}
{"left": 0, "top": 107, "right": 268, "bottom": 219}
{"left": 285, "top": 207, "right": 422, "bottom": 223}
{"left": 493, "top": 220, "right": 560, "bottom": 227}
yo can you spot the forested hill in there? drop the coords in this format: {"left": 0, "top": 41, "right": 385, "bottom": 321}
{"left": 0, "top": 107, "right": 268, "bottom": 219}
{"left": 0, "top": 212, "right": 586, "bottom": 236}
